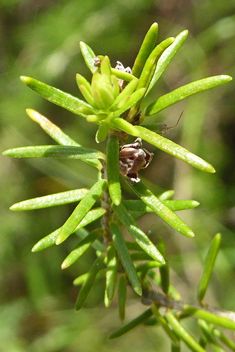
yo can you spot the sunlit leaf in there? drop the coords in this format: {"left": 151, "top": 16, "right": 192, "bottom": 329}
{"left": 20, "top": 76, "right": 92, "bottom": 117}
{"left": 56, "top": 179, "right": 107, "bottom": 245}
{"left": 147, "top": 29, "right": 188, "bottom": 93}
{"left": 80, "top": 41, "right": 97, "bottom": 73}
{"left": 11, "top": 188, "right": 89, "bottom": 211}
{"left": 129, "top": 181, "right": 195, "bottom": 238}
{"left": 132, "top": 22, "right": 159, "bottom": 78}
{"left": 145, "top": 75, "right": 232, "bottom": 116}
{"left": 32, "top": 208, "right": 106, "bottom": 252}
{"left": 106, "top": 134, "right": 122, "bottom": 205}
{"left": 61, "top": 229, "right": 102, "bottom": 269}
{"left": 112, "top": 202, "right": 165, "bottom": 264}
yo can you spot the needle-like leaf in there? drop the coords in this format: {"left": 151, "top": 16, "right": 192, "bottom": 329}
{"left": 56, "top": 179, "right": 107, "bottom": 245}
{"left": 20, "top": 76, "right": 92, "bottom": 117}
{"left": 129, "top": 181, "right": 195, "bottom": 238}
{"left": 110, "top": 221, "right": 142, "bottom": 296}
{"left": 75, "top": 255, "right": 105, "bottom": 311}
{"left": 106, "top": 134, "right": 122, "bottom": 205}
{"left": 10, "top": 188, "right": 89, "bottom": 211}
{"left": 197, "top": 233, "right": 221, "bottom": 303}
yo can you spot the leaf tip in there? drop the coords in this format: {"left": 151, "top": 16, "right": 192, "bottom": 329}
{"left": 61, "top": 262, "right": 67, "bottom": 270}
{"left": 20, "top": 75, "right": 30, "bottom": 84}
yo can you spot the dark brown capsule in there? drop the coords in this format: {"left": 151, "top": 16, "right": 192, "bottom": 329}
{"left": 119, "top": 138, "right": 153, "bottom": 183}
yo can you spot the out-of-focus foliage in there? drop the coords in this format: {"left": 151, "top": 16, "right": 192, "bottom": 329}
{"left": 0, "top": 0, "right": 234, "bottom": 351}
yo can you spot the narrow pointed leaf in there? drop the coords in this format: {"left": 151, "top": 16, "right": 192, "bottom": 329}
{"left": 118, "top": 273, "right": 127, "bottom": 321}
{"left": 198, "top": 320, "right": 225, "bottom": 350}
{"left": 197, "top": 233, "right": 221, "bottom": 303}
{"left": 132, "top": 22, "right": 159, "bottom": 78}
{"left": 157, "top": 237, "right": 169, "bottom": 295}
{"left": 20, "top": 76, "right": 92, "bottom": 117}
{"left": 26, "top": 109, "right": 80, "bottom": 146}
{"left": 112, "top": 202, "right": 165, "bottom": 263}
{"left": 147, "top": 30, "right": 188, "bottom": 93}
{"left": 105, "top": 244, "right": 118, "bottom": 307}
{"left": 137, "top": 37, "right": 175, "bottom": 91}
{"left": 3, "top": 145, "right": 105, "bottom": 161}
{"left": 123, "top": 199, "right": 199, "bottom": 213}
{"left": 10, "top": 188, "right": 89, "bottom": 211}
{"left": 151, "top": 304, "right": 179, "bottom": 345}
{"left": 61, "top": 229, "right": 100, "bottom": 269}
{"left": 56, "top": 179, "right": 107, "bottom": 245}
{"left": 129, "top": 181, "right": 195, "bottom": 238}
{"left": 73, "top": 268, "right": 106, "bottom": 286}
{"left": 135, "top": 125, "right": 216, "bottom": 173}
{"left": 166, "top": 311, "right": 207, "bottom": 352}
{"left": 109, "top": 308, "right": 153, "bottom": 339}
{"left": 145, "top": 75, "right": 232, "bottom": 116}
{"left": 184, "top": 305, "right": 235, "bottom": 331}
{"left": 106, "top": 134, "right": 122, "bottom": 205}
{"left": 127, "top": 37, "right": 174, "bottom": 121}
{"left": 75, "top": 255, "right": 105, "bottom": 311}
{"left": 80, "top": 41, "right": 97, "bottom": 73}
{"left": 31, "top": 208, "right": 106, "bottom": 252}
{"left": 109, "top": 221, "right": 142, "bottom": 295}
{"left": 26, "top": 109, "right": 102, "bottom": 169}
{"left": 213, "top": 328, "right": 235, "bottom": 351}
{"left": 111, "top": 68, "right": 135, "bottom": 82}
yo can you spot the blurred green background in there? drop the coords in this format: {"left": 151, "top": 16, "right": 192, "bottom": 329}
{"left": 0, "top": 0, "right": 235, "bottom": 351}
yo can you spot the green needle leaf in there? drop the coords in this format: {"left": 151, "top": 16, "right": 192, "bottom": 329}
{"left": 123, "top": 199, "right": 199, "bottom": 213}
{"left": 20, "top": 76, "right": 92, "bottom": 117}
{"left": 56, "top": 179, "right": 107, "bottom": 245}
{"left": 197, "top": 233, "right": 221, "bottom": 303}
{"left": 75, "top": 255, "right": 105, "bottom": 311}
{"left": 132, "top": 22, "right": 159, "bottom": 78}
{"left": 109, "top": 308, "right": 153, "bottom": 339}
{"left": 109, "top": 221, "right": 142, "bottom": 296}
{"left": 118, "top": 273, "right": 127, "bottom": 321}
{"left": 145, "top": 75, "right": 232, "bottom": 116}
{"left": 166, "top": 311, "right": 207, "bottom": 352}
{"left": 10, "top": 188, "right": 89, "bottom": 211}
{"left": 61, "top": 229, "right": 101, "bottom": 269}
{"left": 112, "top": 202, "right": 165, "bottom": 264}
{"left": 106, "top": 134, "right": 122, "bottom": 206}
{"left": 26, "top": 109, "right": 81, "bottom": 146}
{"left": 31, "top": 208, "right": 106, "bottom": 252}
{"left": 3, "top": 145, "right": 105, "bottom": 161}
{"left": 151, "top": 304, "right": 179, "bottom": 345}
{"left": 147, "top": 29, "right": 188, "bottom": 93}
{"left": 184, "top": 305, "right": 235, "bottom": 331}
{"left": 80, "top": 41, "right": 97, "bottom": 74}
{"left": 104, "top": 243, "right": 118, "bottom": 307}
{"left": 157, "top": 238, "right": 169, "bottom": 295}
{"left": 26, "top": 109, "right": 103, "bottom": 170}
{"left": 129, "top": 181, "right": 195, "bottom": 238}
{"left": 135, "top": 126, "right": 216, "bottom": 173}
{"left": 213, "top": 328, "right": 235, "bottom": 351}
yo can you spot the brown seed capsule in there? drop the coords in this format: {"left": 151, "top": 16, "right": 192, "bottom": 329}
{"left": 119, "top": 138, "right": 153, "bottom": 183}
